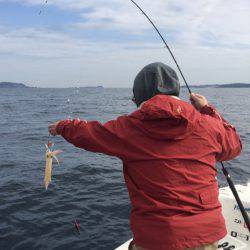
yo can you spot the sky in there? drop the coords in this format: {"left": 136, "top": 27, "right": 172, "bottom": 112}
{"left": 0, "top": 0, "right": 250, "bottom": 88}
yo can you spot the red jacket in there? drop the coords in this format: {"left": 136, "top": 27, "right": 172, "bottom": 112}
{"left": 56, "top": 95, "right": 242, "bottom": 250}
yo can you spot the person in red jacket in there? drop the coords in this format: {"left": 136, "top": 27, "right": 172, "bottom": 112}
{"left": 49, "top": 62, "right": 242, "bottom": 250}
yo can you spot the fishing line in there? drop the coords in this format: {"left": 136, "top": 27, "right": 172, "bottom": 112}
{"left": 39, "top": 0, "right": 48, "bottom": 15}
{"left": 38, "top": 0, "right": 81, "bottom": 235}
{"left": 66, "top": 97, "right": 72, "bottom": 119}
{"left": 65, "top": 89, "right": 81, "bottom": 120}
{"left": 129, "top": 0, "right": 250, "bottom": 233}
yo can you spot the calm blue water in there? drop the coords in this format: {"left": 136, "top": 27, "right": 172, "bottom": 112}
{"left": 0, "top": 87, "right": 249, "bottom": 250}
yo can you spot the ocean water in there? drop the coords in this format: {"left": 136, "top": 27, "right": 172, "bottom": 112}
{"left": 0, "top": 87, "right": 249, "bottom": 250}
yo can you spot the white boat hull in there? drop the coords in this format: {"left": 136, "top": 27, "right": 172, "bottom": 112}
{"left": 115, "top": 183, "right": 250, "bottom": 250}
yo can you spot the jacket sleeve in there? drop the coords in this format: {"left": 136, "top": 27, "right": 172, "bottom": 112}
{"left": 56, "top": 117, "right": 129, "bottom": 160}
{"left": 201, "top": 105, "right": 242, "bottom": 162}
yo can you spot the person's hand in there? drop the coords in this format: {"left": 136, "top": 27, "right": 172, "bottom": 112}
{"left": 48, "top": 121, "right": 60, "bottom": 136}
{"left": 190, "top": 93, "right": 208, "bottom": 111}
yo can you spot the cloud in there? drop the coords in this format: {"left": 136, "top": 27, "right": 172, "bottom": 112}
{"left": 0, "top": 24, "right": 164, "bottom": 59}
{"left": 0, "top": 24, "right": 249, "bottom": 88}
{"left": 3, "top": 0, "right": 249, "bottom": 47}
{"left": 0, "top": 0, "right": 250, "bottom": 87}
{"left": 0, "top": 26, "right": 169, "bottom": 87}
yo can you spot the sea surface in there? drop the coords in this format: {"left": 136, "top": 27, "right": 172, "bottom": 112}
{"left": 0, "top": 87, "right": 249, "bottom": 250}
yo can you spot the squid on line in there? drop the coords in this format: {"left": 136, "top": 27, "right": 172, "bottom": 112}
{"left": 44, "top": 141, "right": 62, "bottom": 190}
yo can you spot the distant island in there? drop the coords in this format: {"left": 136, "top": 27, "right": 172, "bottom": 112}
{"left": 217, "top": 83, "right": 250, "bottom": 88}
{"left": 79, "top": 85, "right": 104, "bottom": 88}
{"left": 184, "top": 83, "right": 250, "bottom": 88}
{"left": 0, "top": 82, "right": 29, "bottom": 88}
{"left": 1, "top": 82, "right": 249, "bottom": 89}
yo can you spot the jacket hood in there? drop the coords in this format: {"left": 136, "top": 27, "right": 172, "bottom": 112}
{"left": 130, "top": 95, "right": 199, "bottom": 140}
{"left": 133, "top": 62, "right": 180, "bottom": 107}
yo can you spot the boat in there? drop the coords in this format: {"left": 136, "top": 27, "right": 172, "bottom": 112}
{"left": 115, "top": 183, "right": 250, "bottom": 250}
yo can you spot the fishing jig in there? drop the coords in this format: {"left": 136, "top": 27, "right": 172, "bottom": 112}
{"left": 74, "top": 220, "right": 81, "bottom": 235}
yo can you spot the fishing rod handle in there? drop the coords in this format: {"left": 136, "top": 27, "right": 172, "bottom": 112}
{"left": 221, "top": 163, "right": 250, "bottom": 233}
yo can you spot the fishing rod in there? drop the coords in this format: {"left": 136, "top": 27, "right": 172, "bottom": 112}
{"left": 129, "top": 0, "right": 250, "bottom": 233}
{"left": 221, "top": 162, "right": 250, "bottom": 232}
{"left": 129, "top": 0, "right": 191, "bottom": 94}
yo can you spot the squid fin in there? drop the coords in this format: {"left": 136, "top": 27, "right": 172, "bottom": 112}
{"left": 53, "top": 155, "right": 60, "bottom": 165}
{"left": 53, "top": 150, "right": 62, "bottom": 156}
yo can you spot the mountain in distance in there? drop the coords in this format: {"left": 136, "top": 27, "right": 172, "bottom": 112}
{"left": 183, "top": 83, "right": 250, "bottom": 88}
{"left": 78, "top": 85, "right": 104, "bottom": 88}
{"left": 0, "top": 82, "right": 30, "bottom": 88}
{"left": 217, "top": 83, "right": 250, "bottom": 88}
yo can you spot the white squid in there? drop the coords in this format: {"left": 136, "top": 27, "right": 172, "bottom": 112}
{"left": 44, "top": 143, "right": 62, "bottom": 190}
